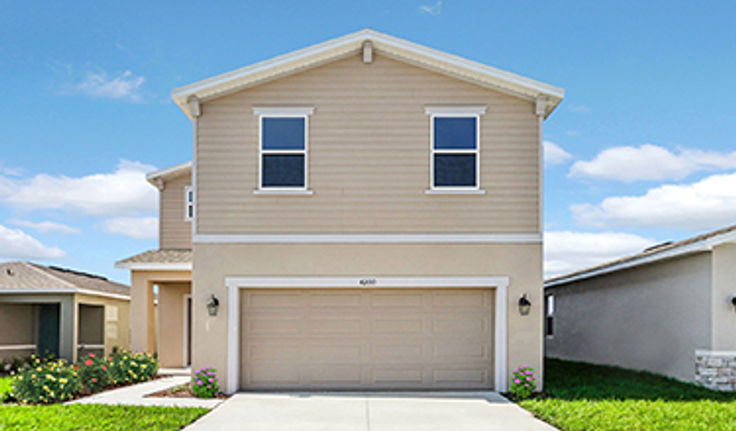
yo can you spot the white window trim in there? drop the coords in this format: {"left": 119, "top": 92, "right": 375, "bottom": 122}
{"left": 224, "top": 275, "right": 509, "bottom": 394}
{"left": 255, "top": 108, "right": 314, "bottom": 192}
{"left": 545, "top": 295, "right": 555, "bottom": 339}
{"left": 427, "top": 110, "right": 484, "bottom": 192}
{"left": 184, "top": 185, "right": 194, "bottom": 221}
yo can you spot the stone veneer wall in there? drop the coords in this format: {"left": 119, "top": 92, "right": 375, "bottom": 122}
{"left": 695, "top": 350, "right": 736, "bottom": 391}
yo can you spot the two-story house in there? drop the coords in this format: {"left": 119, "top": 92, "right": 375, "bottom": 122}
{"left": 116, "top": 29, "right": 563, "bottom": 393}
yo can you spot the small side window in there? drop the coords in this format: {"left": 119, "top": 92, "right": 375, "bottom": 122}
{"left": 545, "top": 295, "right": 555, "bottom": 337}
{"left": 184, "top": 185, "right": 194, "bottom": 221}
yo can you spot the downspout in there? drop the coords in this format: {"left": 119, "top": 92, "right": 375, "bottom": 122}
{"left": 535, "top": 96, "right": 548, "bottom": 237}
{"left": 188, "top": 96, "right": 201, "bottom": 240}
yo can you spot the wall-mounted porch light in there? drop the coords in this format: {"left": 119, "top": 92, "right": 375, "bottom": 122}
{"left": 206, "top": 294, "right": 220, "bottom": 316}
{"left": 730, "top": 296, "right": 736, "bottom": 311}
{"left": 518, "top": 294, "right": 532, "bottom": 316}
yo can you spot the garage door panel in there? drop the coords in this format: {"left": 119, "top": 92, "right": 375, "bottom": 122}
{"left": 240, "top": 288, "right": 494, "bottom": 390}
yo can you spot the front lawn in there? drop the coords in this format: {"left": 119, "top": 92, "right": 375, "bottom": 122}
{"left": 0, "top": 404, "right": 209, "bottom": 430}
{"left": 521, "top": 358, "right": 736, "bottom": 431}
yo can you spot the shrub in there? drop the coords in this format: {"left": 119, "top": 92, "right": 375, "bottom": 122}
{"left": 0, "top": 377, "right": 13, "bottom": 402}
{"left": 510, "top": 365, "right": 537, "bottom": 400}
{"left": 191, "top": 367, "right": 219, "bottom": 398}
{"left": 12, "top": 356, "right": 80, "bottom": 404}
{"left": 76, "top": 353, "right": 111, "bottom": 394}
{"left": 0, "top": 355, "right": 36, "bottom": 377}
{"left": 107, "top": 350, "right": 158, "bottom": 385}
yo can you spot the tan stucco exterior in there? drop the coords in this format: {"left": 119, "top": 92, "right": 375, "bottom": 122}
{"left": 711, "top": 243, "right": 736, "bottom": 351}
{"left": 157, "top": 282, "right": 190, "bottom": 367}
{"left": 193, "top": 242, "right": 543, "bottom": 391}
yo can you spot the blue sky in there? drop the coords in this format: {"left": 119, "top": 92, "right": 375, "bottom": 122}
{"left": 1, "top": 0, "right": 735, "bottom": 282}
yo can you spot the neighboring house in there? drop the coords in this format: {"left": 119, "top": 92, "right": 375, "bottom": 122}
{"left": 117, "top": 29, "right": 564, "bottom": 393}
{"left": 545, "top": 224, "right": 736, "bottom": 391}
{"left": 0, "top": 262, "right": 130, "bottom": 363}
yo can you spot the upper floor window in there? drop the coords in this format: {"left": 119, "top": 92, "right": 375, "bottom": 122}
{"left": 254, "top": 107, "right": 314, "bottom": 192}
{"left": 184, "top": 185, "right": 193, "bottom": 221}
{"left": 545, "top": 295, "right": 555, "bottom": 338}
{"left": 426, "top": 106, "right": 486, "bottom": 191}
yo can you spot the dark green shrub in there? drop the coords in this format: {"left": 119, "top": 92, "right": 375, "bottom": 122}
{"left": 107, "top": 350, "right": 158, "bottom": 384}
{"left": 76, "top": 353, "right": 111, "bottom": 393}
{"left": 12, "top": 356, "right": 80, "bottom": 404}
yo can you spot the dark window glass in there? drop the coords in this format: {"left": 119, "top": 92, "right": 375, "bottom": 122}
{"left": 262, "top": 118, "right": 305, "bottom": 150}
{"left": 434, "top": 154, "right": 476, "bottom": 187}
{"left": 262, "top": 154, "right": 305, "bottom": 187}
{"left": 434, "top": 117, "right": 476, "bottom": 149}
{"left": 546, "top": 316, "right": 554, "bottom": 336}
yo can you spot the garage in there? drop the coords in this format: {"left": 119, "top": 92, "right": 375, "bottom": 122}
{"left": 238, "top": 287, "right": 495, "bottom": 390}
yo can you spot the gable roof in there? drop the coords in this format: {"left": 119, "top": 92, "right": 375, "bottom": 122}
{"left": 545, "top": 223, "right": 736, "bottom": 288}
{"left": 172, "top": 29, "right": 564, "bottom": 120}
{"left": 115, "top": 249, "right": 192, "bottom": 271}
{"left": 0, "top": 262, "right": 130, "bottom": 300}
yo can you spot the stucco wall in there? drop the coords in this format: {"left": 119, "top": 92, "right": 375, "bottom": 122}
{"left": 192, "top": 242, "right": 543, "bottom": 392}
{"left": 545, "top": 252, "right": 712, "bottom": 383}
{"left": 75, "top": 293, "right": 131, "bottom": 358}
{"left": 711, "top": 244, "right": 736, "bottom": 350}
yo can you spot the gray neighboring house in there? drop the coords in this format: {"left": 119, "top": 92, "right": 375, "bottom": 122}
{"left": 0, "top": 262, "right": 131, "bottom": 364}
{"left": 544, "top": 224, "right": 736, "bottom": 391}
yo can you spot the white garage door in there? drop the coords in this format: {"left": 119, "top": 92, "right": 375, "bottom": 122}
{"left": 240, "top": 288, "right": 494, "bottom": 390}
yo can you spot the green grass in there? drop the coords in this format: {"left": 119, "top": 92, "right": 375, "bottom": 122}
{"left": 0, "top": 404, "right": 209, "bottom": 430}
{"left": 521, "top": 358, "right": 736, "bottom": 431}
{"left": 0, "top": 377, "right": 12, "bottom": 402}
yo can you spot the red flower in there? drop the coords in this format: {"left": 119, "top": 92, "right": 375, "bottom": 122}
{"left": 84, "top": 359, "right": 93, "bottom": 366}
{"left": 91, "top": 377, "right": 97, "bottom": 382}
{"left": 101, "top": 365, "right": 107, "bottom": 371}
{"left": 107, "top": 357, "right": 112, "bottom": 362}
{"left": 88, "top": 353, "right": 95, "bottom": 358}
{"left": 74, "top": 365, "right": 80, "bottom": 371}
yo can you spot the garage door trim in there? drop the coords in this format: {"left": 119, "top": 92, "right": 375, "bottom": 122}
{"left": 224, "top": 276, "right": 509, "bottom": 394}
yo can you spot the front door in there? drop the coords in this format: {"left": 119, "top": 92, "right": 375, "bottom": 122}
{"left": 37, "top": 304, "right": 60, "bottom": 358}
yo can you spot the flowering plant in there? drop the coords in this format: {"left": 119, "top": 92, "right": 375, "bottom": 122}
{"left": 191, "top": 367, "right": 219, "bottom": 398}
{"left": 12, "top": 355, "right": 81, "bottom": 404}
{"left": 76, "top": 353, "right": 110, "bottom": 393}
{"left": 107, "top": 350, "right": 158, "bottom": 384}
{"left": 509, "top": 365, "right": 537, "bottom": 399}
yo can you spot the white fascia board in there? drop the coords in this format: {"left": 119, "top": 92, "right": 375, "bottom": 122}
{"left": 172, "top": 29, "right": 564, "bottom": 119}
{"left": 225, "top": 276, "right": 510, "bottom": 289}
{"left": 194, "top": 233, "right": 542, "bottom": 244}
{"left": 114, "top": 262, "right": 192, "bottom": 271}
{"left": 545, "top": 230, "right": 736, "bottom": 288}
{"left": 145, "top": 161, "right": 192, "bottom": 184}
{"left": 0, "top": 288, "right": 129, "bottom": 301}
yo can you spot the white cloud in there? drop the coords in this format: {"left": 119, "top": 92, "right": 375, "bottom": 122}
{"left": 75, "top": 70, "right": 145, "bottom": 102}
{"left": 569, "top": 144, "right": 736, "bottom": 182}
{"left": 419, "top": 1, "right": 442, "bottom": 15}
{"left": 0, "top": 224, "right": 66, "bottom": 260}
{"left": 544, "top": 231, "right": 654, "bottom": 278}
{"left": 2, "top": 160, "right": 157, "bottom": 217}
{"left": 9, "top": 220, "right": 80, "bottom": 234}
{"left": 103, "top": 216, "right": 157, "bottom": 240}
{"left": 544, "top": 141, "right": 573, "bottom": 165}
{"left": 572, "top": 171, "right": 736, "bottom": 230}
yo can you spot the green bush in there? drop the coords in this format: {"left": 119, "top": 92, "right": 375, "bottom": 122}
{"left": 1, "top": 356, "right": 36, "bottom": 377}
{"left": 76, "top": 353, "right": 110, "bottom": 394}
{"left": 191, "top": 367, "right": 219, "bottom": 398}
{"left": 0, "top": 377, "right": 13, "bottom": 402}
{"left": 509, "top": 365, "right": 537, "bottom": 400}
{"left": 12, "top": 357, "right": 80, "bottom": 404}
{"left": 107, "top": 350, "right": 158, "bottom": 384}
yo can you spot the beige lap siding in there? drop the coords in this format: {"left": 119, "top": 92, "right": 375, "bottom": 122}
{"left": 240, "top": 288, "right": 494, "bottom": 390}
{"left": 196, "top": 53, "right": 540, "bottom": 234}
{"left": 160, "top": 173, "right": 191, "bottom": 249}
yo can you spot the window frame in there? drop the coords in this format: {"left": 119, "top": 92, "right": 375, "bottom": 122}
{"left": 545, "top": 295, "right": 555, "bottom": 338}
{"left": 184, "top": 185, "right": 194, "bottom": 222}
{"left": 256, "top": 109, "right": 312, "bottom": 192}
{"left": 426, "top": 107, "right": 485, "bottom": 192}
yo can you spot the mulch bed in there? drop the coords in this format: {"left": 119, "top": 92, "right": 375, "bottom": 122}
{"left": 146, "top": 383, "right": 229, "bottom": 400}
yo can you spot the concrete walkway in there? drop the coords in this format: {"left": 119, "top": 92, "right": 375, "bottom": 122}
{"left": 69, "top": 376, "right": 222, "bottom": 409}
{"left": 185, "top": 392, "right": 557, "bottom": 430}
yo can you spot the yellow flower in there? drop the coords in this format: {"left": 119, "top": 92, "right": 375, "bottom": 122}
{"left": 31, "top": 374, "right": 36, "bottom": 379}
{"left": 141, "top": 364, "right": 147, "bottom": 369}
{"left": 36, "top": 367, "right": 42, "bottom": 372}
{"left": 17, "top": 376, "right": 23, "bottom": 381}
{"left": 59, "top": 378, "right": 68, "bottom": 384}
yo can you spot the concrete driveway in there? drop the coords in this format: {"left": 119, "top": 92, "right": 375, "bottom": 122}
{"left": 185, "top": 392, "right": 557, "bottom": 430}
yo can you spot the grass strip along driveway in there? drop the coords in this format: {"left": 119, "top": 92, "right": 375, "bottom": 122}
{"left": 0, "top": 404, "right": 208, "bottom": 431}
{"left": 522, "top": 358, "right": 736, "bottom": 431}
